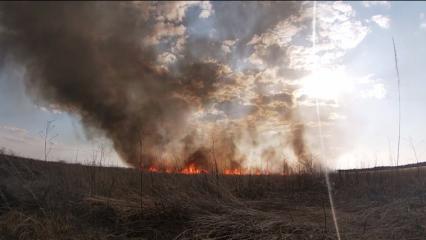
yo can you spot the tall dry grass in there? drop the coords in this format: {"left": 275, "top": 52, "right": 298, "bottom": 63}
{"left": 1, "top": 154, "right": 426, "bottom": 239}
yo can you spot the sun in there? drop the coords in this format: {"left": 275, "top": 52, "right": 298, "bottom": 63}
{"left": 299, "top": 67, "right": 354, "bottom": 100}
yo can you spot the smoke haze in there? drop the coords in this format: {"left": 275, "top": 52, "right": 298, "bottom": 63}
{"left": 0, "top": 2, "right": 358, "bottom": 172}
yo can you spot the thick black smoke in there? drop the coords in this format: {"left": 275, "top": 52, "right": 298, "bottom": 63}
{"left": 0, "top": 2, "right": 317, "bottom": 171}
{"left": 0, "top": 2, "right": 228, "bottom": 167}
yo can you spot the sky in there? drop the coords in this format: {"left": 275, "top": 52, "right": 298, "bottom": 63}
{"left": 0, "top": 1, "right": 426, "bottom": 170}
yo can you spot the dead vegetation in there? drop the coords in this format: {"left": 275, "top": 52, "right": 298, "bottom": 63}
{"left": 1, "top": 154, "right": 426, "bottom": 240}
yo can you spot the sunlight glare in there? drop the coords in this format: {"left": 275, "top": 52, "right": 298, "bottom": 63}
{"left": 300, "top": 67, "right": 354, "bottom": 100}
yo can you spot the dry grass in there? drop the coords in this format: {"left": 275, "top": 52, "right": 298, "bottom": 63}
{"left": 1, "top": 154, "right": 426, "bottom": 239}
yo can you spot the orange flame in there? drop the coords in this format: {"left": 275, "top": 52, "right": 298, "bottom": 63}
{"left": 144, "top": 163, "right": 209, "bottom": 175}
{"left": 254, "top": 169, "right": 262, "bottom": 176}
{"left": 180, "top": 163, "right": 207, "bottom": 175}
{"left": 148, "top": 166, "right": 159, "bottom": 172}
{"left": 143, "top": 164, "right": 277, "bottom": 175}
{"left": 224, "top": 169, "right": 242, "bottom": 175}
{"left": 143, "top": 164, "right": 281, "bottom": 175}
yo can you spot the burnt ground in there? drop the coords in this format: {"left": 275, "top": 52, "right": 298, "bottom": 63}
{"left": 1, "top": 154, "right": 426, "bottom": 240}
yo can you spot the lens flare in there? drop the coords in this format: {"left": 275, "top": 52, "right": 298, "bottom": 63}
{"left": 311, "top": 2, "right": 342, "bottom": 240}
{"left": 300, "top": 67, "right": 354, "bottom": 100}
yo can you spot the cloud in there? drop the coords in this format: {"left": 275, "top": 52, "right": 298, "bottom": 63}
{"left": 420, "top": 13, "right": 426, "bottom": 30}
{"left": 362, "top": 1, "right": 391, "bottom": 8}
{"left": 157, "top": 52, "right": 177, "bottom": 66}
{"left": 248, "top": 2, "right": 370, "bottom": 71}
{"left": 37, "top": 104, "right": 63, "bottom": 114}
{"left": 361, "top": 83, "right": 387, "bottom": 99}
{"left": 316, "top": 2, "right": 370, "bottom": 50}
{"left": 328, "top": 112, "right": 347, "bottom": 121}
{"left": 143, "top": 2, "right": 214, "bottom": 56}
{"left": 356, "top": 75, "right": 387, "bottom": 100}
{"left": 221, "top": 39, "right": 237, "bottom": 53}
{"left": 198, "top": 1, "right": 214, "bottom": 18}
{"left": 371, "top": 15, "right": 391, "bottom": 29}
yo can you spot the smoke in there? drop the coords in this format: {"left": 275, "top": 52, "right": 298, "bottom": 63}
{"left": 0, "top": 2, "right": 320, "bottom": 171}
{"left": 183, "top": 148, "right": 210, "bottom": 172}
{"left": 291, "top": 123, "right": 313, "bottom": 171}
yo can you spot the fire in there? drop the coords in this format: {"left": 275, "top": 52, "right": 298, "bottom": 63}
{"left": 144, "top": 164, "right": 277, "bottom": 176}
{"left": 146, "top": 165, "right": 175, "bottom": 174}
{"left": 223, "top": 168, "right": 272, "bottom": 175}
{"left": 180, "top": 163, "right": 207, "bottom": 175}
{"left": 148, "top": 166, "right": 159, "bottom": 172}
{"left": 144, "top": 163, "right": 208, "bottom": 175}
{"left": 254, "top": 169, "right": 262, "bottom": 176}
{"left": 224, "top": 169, "right": 242, "bottom": 175}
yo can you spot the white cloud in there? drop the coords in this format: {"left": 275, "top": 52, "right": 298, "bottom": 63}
{"left": 361, "top": 83, "right": 387, "bottom": 99}
{"left": 362, "top": 1, "right": 391, "bottom": 8}
{"left": 371, "top": 15, "right": 391, "bottom": 29}
{"left": 315, "top": 2, "right": 369, "bottom": 60}
{"left": 328, "top": 112, "right": 347, "bottom": 120}
{"left": 247, "top": 1, "right": 369, "bottom": 71}
{"left": 247, "top": 18, "right": 301, "bottom": 48}
{"left": 221, "top": 39, "right": 237, "bottom": 53}
{"left": 143, "top": 2, "right": 214, "bottom": 54}
{"left": 261, "top": 2, "right": 370, "bottom": 71}
{"left": 157, "top": 52, "right": 177, "bottom": 68}
{"left": 154, "top": 2, "right": 213, "bottom": 23}
{"left": 38, "top": 104, "right": 63, "bottom": 114}
{"left": 198, "top": 1, "right": 214, "bottom": 18}
{"left": 420, "top": 13, "right": 426, "bottom": 30}
{"left": 357, "top": 75, "right": 387, "bottom": 100}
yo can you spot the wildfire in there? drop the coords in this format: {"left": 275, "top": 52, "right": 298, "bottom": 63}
{"left": 224, "top": 169, "right": 242, "bottom": 175}
{"left": 143, "top": 165, "right": 282, "bottom": 175}
{"left": 180, "top": 163, "right": 207, "bottom": 175}
{"left": 144, "top": 163, "right": 208, "bottom": 175}
{"left": 148, "top": 166, "right": 159, "bottom": 172}
{"left": 223, "top": 168, "right": 272, "bottom": 175}
{"left": 144, "top": 162, "right": 279, "bottom": 176}
{"left": 144, "top": 164, "right": 280, "bottom": 176}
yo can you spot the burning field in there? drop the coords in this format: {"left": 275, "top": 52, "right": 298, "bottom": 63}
{"left": 0, "top": 2, "right": 341, "bottom": 173}
{"left": 1, "top": 1, "right": 426, "bottom": 240}
{"left": 2, "top": 153, "right": 426, "bottom": 240}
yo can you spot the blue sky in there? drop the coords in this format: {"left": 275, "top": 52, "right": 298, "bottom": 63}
{"left": 1, "top": 1, "right": 426, "bottom": 170}
{"left": 332, "top": 1, "right": 426, "bottom": 168}
{"left": 0, "top": 61, "right": 118, "bottom": 165}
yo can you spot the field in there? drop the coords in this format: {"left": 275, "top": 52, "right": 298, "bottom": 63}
{"left": 1, "top": 154, "right": 426, "bottom": 240}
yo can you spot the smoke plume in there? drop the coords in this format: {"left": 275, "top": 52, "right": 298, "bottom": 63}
{"left": 0, "top": 2, "right": 324, "bottom": 172}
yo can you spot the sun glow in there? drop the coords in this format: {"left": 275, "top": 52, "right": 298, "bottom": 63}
{"left": 299, "top": 67, "right": 354, "bottom": 100}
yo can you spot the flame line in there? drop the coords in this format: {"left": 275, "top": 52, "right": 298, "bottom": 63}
{"left": 312, "top": 2, "right": 341, "bottom": 239}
